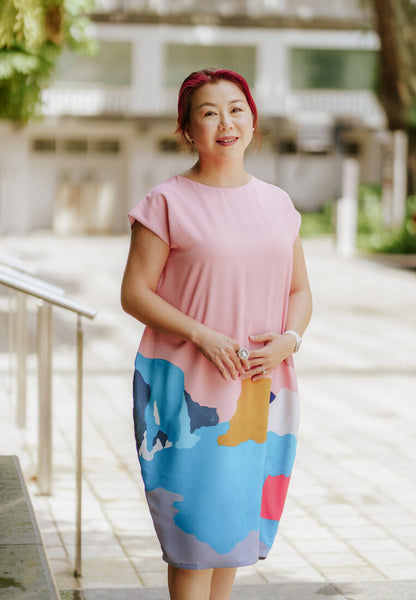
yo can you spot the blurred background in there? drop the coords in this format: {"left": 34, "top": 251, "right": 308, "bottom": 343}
{"left": 0, "top": 0, "right": 415, "bottom": 253}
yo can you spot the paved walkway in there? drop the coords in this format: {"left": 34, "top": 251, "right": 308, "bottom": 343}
{"left": 1, "top": 232, "right": 416, "bottom": 599}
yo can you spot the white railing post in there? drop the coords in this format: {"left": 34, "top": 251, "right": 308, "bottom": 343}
{"left": 336, "top": 158, "right": 360, "bottom": 257}
{"left": 16, "top": 292, "right": 27, "bottom": 428}
{"left": 74, "top": 315, "right": 84, "bottom": 578}
{"left": 37, "top": 301, "right": 53, "bottom": 496}
{"left": 8, "top": 290, "right": 15, "bottom": 397}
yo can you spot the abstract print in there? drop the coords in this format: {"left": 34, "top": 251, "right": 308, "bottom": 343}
{"left": 133, "top": 352, "right": 299, "bottom": 569}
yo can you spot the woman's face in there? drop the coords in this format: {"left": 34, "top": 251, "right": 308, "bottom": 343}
{"left": 186, "top": 79, "right": 254, "bottom": 160}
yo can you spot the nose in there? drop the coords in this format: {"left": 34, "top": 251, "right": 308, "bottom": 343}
{"left": 219, "top": 112, "right": 232, "bottom": 130}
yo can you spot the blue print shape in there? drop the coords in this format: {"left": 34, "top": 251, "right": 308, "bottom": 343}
{"left": 184, "top": 390, "right": 219, "bottom": 432}
{"left": 132, "top": 368, "right": 151, "bottom": 447}
{"left": 133, "top": 353, "right": 219, "bottom": 455}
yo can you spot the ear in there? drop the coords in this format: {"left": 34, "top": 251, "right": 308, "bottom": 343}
{"left": 185, "top": 131, "right": 195, "bottom": 145}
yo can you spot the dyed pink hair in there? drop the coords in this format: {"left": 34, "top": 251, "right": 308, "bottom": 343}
{"left": 176, "top": 68, "right": 258, "bottom": 150}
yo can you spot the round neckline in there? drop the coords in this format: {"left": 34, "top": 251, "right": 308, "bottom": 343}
{"left": 176, "top": 174, "right": 254, "bottom": 190}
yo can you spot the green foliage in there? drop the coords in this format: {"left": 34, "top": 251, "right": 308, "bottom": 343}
{"left": 354, "top": 184, "right": 416, "bottom": 253}
{"left": 300, "top": 202, "right": 334, "bottom": 237}
{"left": 357, "top": 184, "right": 383, "bottom": 234}
{"left": 366, "top": 193, "right": 416, "bottom": 253}
{"left": 0, "top": 0, "right": 95, "bottom": 122}
{"left": 300, "top": 184, "right": 416, "bottom": 254}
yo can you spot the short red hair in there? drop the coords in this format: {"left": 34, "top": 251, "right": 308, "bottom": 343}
{"left": 176, "top": 68, "right": 258, "bottom": 150}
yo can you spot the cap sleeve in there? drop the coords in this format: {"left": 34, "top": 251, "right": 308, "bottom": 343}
{"left": 128, "top": 190, "right": 170, "bottom": 246}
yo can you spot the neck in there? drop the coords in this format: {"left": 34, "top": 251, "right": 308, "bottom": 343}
{"left": 184, "top": 158, "right": 251, "bottom": 188}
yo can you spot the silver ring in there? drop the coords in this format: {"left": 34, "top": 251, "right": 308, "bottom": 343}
{"left": 261, "top": 366, "right": 266, "bottom": 374}
{"left": 237, "top": 347, "right": 249, "bottom": 360}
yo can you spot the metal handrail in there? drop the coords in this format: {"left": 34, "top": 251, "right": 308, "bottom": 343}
{"left": 1, "top": 266, "right": 65, "bottom": 429}
{"left": 0, "top": 267, "right": 96, "bottom": 578}
{"left": 0, "top": 269, "right": 96, "bottom": 318}
{"left": 0, "top": 250, "right": 36, "bottom": 274}
{"left": 0, "top": 256, "right": 37, "bottom": 408}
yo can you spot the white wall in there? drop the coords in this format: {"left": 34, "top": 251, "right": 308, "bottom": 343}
{"left": 0, "top": 124, "right": 30, "bottom": 233}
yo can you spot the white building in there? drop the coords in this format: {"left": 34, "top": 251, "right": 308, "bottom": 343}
{"left": 0, "top": 0, "right": 385, "bottom": 233}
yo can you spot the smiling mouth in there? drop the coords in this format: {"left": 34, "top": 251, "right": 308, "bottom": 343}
{"left": 216, "top": 137, "right": 238, "bottom": 145}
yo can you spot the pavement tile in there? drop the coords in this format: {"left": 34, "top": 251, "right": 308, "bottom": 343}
{"left": 129, "top": 556, "right": 166, "bottom": 573}
{"left": 336, "top": 580, "right": 416, "bottom": 600}
{"left": 76, "top": 557, "right": 142, "bottom": 588}
{"left": 318, "top": 567, "right": 384, "bottom": 582}
{"left": 290, "top": 539, "right": 352, "bottom": 554}
{"left": 138, "top": 571, "right": 167, "bottom": 587}
{"left": 235, "top": 565, "right": 267, "bottom": 584}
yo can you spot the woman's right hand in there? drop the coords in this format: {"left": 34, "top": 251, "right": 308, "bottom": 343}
{"left": 194, "top": 325, "right": 246, "bottom": 381}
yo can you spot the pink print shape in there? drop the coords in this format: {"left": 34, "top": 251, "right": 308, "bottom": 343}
{"left": 260, "top": 474, "right": 291, "bottom": 521}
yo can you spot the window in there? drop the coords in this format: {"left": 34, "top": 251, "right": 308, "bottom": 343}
{"left": 93, "top": 140, "right": 121, "bottom": 154}
{"left": 31, "top": 138, "right": 121, "bottom": 155}
{"left": 52, "top": 41, "right": 132, "bottom": 86}
{"left": 158, "top": 138, "right": 181, "bottom": 153}
{"left": 63, "top": 139, "right": 88, "bottom": 154}
{"left": 32, "top": 139, "right": 56, "bottom": 153}
{"left": 165, "top": 44, "right": 256, "bottom": 88}
{"left": 291, "top": 48, "right": 377, "bottom": 91}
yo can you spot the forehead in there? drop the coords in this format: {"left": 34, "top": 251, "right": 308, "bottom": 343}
{"left": 191, "top": 80, "right": 247, "bottom": 108}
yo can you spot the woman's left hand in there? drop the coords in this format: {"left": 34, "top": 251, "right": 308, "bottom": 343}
{"left": 244, "top": 332, "right": 296, "bottom": 382}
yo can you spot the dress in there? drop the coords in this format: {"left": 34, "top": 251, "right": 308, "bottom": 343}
{"left": 128, "top": 174, "right": 301, "bottom": 570}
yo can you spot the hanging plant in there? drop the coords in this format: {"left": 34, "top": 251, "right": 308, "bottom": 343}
{"left": 0, "top": 0, "right": 95, "bottom": 123}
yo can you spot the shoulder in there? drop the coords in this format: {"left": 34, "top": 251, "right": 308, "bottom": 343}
{"left": 143, "top": 175, "right": 182, "bottom": 200}
{"left": 252, "top": 177, "right": 294, "bottom": 204}
{"left": 252, "top": 177, "right": 300, "bottom": 236}
{"left": 253, "top": 176, "right": 287, "bottom": 195}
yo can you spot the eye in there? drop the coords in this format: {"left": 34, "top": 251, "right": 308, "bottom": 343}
{"left": 203, "top": 110, "right": 216, "bottom": 117}
{"left": 231, "top": 106, "right": 242, "bottom": 113}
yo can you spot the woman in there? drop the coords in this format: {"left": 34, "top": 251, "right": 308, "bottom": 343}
{"left": 121, "top": 68, "right": 312, "bottom": 600}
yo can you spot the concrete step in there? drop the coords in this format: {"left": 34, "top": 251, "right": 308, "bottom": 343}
{"left": 0, "top": 455, "right": 60, "bottom": 600}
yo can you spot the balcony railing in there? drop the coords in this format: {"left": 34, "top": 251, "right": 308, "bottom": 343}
{"left": 286, "top": 90, "right": 385, "bottom": 125}
{"left": 42, "top": 85, "right": 384, "bottom": 126}
{"left": 42, "top": 86, "right": 135, "bottom": 117}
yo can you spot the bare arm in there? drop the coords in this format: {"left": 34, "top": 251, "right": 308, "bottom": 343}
{"left": 246, "top": 235, "right": 313, "bottom": 381}
{"left": 121, "top": 223, "right": 244, "bottom": 380}
{"left": 284, "top": 234, "right": 313, "bottom": 336}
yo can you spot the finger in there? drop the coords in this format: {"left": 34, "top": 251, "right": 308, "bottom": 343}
{"left": 238, "top": 356, "right": 250, "bottom": 373}
{"left": 249, "top": 332, "right": 274, "bottom": 344}
{"left": 233, "top": 345, "right": 250, "bottom": 374}
{"left": 225, "top": 353, "right": 243, "bottom": 380}
{"left": 230, "top": 352, "right": 248, "bottom": 376}
{"left": 215, "top": 360, "right": 229, "bottom": 381}
{"left": 246, "top": 364, "right": 267, "bottom": 379}
{"left": 211, "top": 351, "right": 233, "bottom": 381}
{"left": 245, "top": 350, "right": 268, "bottom": 362}
{"left": 251, "top": 365, "right": 267, "bottom": 382}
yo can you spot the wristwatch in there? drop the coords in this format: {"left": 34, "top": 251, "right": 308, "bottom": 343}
{"left": 283, "top": 330, "right": 302, "bottom": 353}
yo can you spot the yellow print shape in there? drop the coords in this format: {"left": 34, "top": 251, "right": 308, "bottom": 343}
{"left": 217, "top": 378, "right": 271, "bottom": 447}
